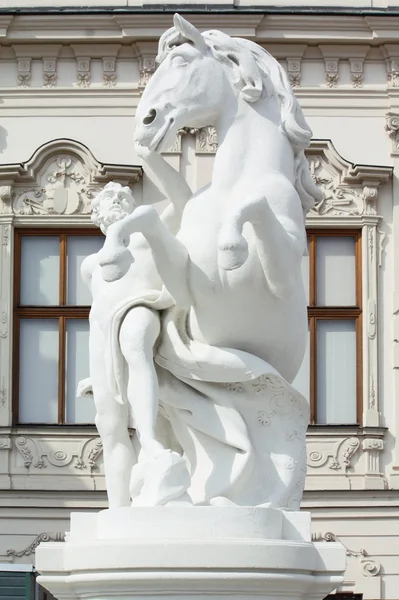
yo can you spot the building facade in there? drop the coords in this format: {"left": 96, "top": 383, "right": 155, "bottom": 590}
{"left": 1, "top": 1, "right": 399, "bottom": 598}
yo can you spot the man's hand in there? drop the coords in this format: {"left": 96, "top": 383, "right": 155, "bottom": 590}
{"left": 76, "top": 377, "right": 93, "bottom": 398}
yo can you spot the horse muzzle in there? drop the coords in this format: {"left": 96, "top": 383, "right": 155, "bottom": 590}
{"left": 135, "top": 105, "right": 177, "bottom": 152}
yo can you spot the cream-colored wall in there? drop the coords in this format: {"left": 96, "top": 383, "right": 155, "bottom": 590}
{"left": 1, "top": 9, "right": 399, "bottom": 599}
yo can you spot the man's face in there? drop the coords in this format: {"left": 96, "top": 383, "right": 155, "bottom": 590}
{"left": 92, "top": 187, "right": 135, "bottom": 233}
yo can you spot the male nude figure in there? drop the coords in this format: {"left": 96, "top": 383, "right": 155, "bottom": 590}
{"left": 77, "top": 149, "right": 192, "bottom": 507}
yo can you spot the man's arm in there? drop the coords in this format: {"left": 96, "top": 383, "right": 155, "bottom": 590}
{"left": 136, "top": 143, "right": 192, "bottom": 234}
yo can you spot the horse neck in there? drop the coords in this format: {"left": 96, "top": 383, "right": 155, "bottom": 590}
{"left": 211, "top": 96, "right": 295, "bottom": 193}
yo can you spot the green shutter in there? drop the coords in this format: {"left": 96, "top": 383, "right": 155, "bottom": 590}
{"left": 0, "top": 571, "right": 34, "bottom": 600}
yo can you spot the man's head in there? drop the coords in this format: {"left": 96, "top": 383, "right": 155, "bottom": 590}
{"left": 91, "top": 182, "right": 137, "bottom": 234}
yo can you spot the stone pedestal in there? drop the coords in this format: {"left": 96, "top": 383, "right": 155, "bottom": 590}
{"left": 36, "top": 507, "right": 345, "bottom": 600}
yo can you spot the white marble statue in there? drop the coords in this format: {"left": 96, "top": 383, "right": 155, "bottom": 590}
{"left": 92, "top": 14, "right": 323, "bottom": 509}
{"left": 77, "top": 162, "right": 193, "bottom": 508}
{"left": 36, "top": 17, "right": 346, "bottom": 600}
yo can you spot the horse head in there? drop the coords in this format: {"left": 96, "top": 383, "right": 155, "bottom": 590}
{"left": 135, "top": 14, "right": 322, "bottom": 211}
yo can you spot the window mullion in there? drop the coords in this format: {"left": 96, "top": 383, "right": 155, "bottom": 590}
{"left": 58, "top": 316, "right": 66, "bottom": 424}
{"left": 309, "top": 234, "right": 316, "bottom": 307}
{"left": 309, "top": 317, "right": 316, "bottom": 424}
{"left": 60, "top": 233, "right": 67, "bottom": 306}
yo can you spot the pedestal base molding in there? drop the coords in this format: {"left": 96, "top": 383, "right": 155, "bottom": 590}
{"left": 36, "top": 507, "right": 346, "bottom": 600}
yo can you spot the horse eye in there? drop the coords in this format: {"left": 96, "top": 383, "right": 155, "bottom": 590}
{"left": 171, "top": 55, "right": 187, "bottom": 66}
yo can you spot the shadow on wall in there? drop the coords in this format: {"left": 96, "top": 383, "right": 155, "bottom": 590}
{"left": 0, "top": 125, "right": 8, "bottom": 154}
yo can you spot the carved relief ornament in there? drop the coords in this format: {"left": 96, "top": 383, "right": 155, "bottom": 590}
{"left": 15, "top": 435, "right": 103, "bottom": 471}
{"left": 386, "top": 113, "right": 399, "bottom": 155}
{"left": 0, "top": 139, "right": 142, "bottom": 219}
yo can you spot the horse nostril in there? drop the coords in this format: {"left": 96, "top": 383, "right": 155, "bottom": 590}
{"left": 143, "top": 109, "right": 157, "bottom": 126}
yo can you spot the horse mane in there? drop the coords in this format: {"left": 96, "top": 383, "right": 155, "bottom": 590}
{"left": 157, "top": 26, "right": 323, "bottom": 212}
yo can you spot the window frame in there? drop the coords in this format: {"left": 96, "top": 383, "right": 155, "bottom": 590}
{"left": 306, "top": 229, "right": 363, "bottom": 426}
{"left": 12, "top": 228, "right": 103, "bottom": 426}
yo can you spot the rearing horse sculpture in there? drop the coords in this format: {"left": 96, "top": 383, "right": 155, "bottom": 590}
{"left": 98, "top": 14, "right": 322, "bottom": 508}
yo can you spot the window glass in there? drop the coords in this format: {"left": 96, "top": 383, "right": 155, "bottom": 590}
{"left": 316, "top": 236, "right": 356, "bottom": 306}
{"left": 20, "top": 237, "right": 60, "bottom": 305}
{"left": 67, "top": 236, "right": 103, "bottom": 305}
{"left": 65, "top": 319, "right": 95, "bottom": 423}
{"left": 292, "top": 324, "right": 310, "bottom": 401}
{"left": 19, "top": 319, "right": 59, "bottom": 423}
{"left": 316, "top": 319, "right": 357, "bottom": 424}
{"left": 301, "top": 249, "right": 310, "bottom": 305}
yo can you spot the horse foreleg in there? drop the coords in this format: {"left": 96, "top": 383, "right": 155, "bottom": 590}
{"left": 98, "top": 205, "right": 192, "bottom": 308}
{"left": 218, "top": 194, "right": 304, "bottom": 298}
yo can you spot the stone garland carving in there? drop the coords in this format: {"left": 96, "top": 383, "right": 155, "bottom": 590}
{"left": 312, "top": 532, "right": 381, "bottom": 577}
{"left": 369, "top": 376, "right": 376, "bottom": 410}
{"left": 103, "top": 57, "right": 117, "bottom": 88}
{"left": 377, "top": 224, "right": 386, "bottom": 267}
{"left": 324, "top": 59, "right": 339, "bottom": 88}
{"left": 17, "top": 58, "right": 31, "bottom": 88}
{"left": 386, "top": 58, "right": 399, "bottom": 87}
{"left": 139, "top": 56, "right": 156, "bottom": 88}
{"left": 0, "top": 378, "right": 6, "bottom": 408}
{"left": 286, "top": 58, "right": 301, "bottom": 88}
{"left": 0, "top": 306, "right": 7, "bottom": 339}
{"left": 307, "top": 437, "right": 360, "bottom": 471}
{"left": 385, "top": 113, "right": 399, "bottom": 154}
{"left": 15, "top": 436, "right": 103, "bottom": 471}
{"left": 350, "top": 59, "right": 364, "bottom": 88}
{"left": 7, "top": 532, "right": 65, "bottom": 558}
{"left": 76, "top": 57, "right": 91, "bottom": 88}
{"left": 43, "top": 58, "right": 57, "bottom": 88}
{"left": 2, "top": 225, "right": 10, "bottom": 248}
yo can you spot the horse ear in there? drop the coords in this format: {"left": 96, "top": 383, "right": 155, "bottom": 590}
{"left": 173, "top": 13, "right": 208, "bottom": 53}
{"left": 226, "top": 50, "right": 263, "bottom": 103}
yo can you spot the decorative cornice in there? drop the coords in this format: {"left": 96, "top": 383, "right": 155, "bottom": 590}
{"left": 2, "top": 14, "right": 399, "bottom": 44}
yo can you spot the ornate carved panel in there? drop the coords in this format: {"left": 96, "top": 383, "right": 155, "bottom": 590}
{"left": 8, "top": 430, "right": 105, "bottom": 491}
{"left": 0, "top": 139, "right": 142, "bottom": 218}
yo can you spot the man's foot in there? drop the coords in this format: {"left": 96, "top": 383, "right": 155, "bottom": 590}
{"left": 138, "top": 438, "right": 165, "bottom": 462}
{"left": 130, "top": 449, "right": 191, "bottom": 507}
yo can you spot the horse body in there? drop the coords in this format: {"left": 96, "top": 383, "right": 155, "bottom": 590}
{"left": 123, "top": 17, "right": 320, "bottom": 383}
{"left": 175, "top": 106, "right": 307, "bottom": 382}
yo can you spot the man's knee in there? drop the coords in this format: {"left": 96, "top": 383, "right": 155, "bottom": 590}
{"left": 95, "top": 411, "right": 126, "bottom": 437}
{"left": 120, "top": 308, "right": 160, "bottom": 353}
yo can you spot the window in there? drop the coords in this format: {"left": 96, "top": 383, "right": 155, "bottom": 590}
{"left": 293, "top": 230, "right": 362, "bottom": 425}
{"left": 13, "top": 230, "right": 104, "bottom": 425}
